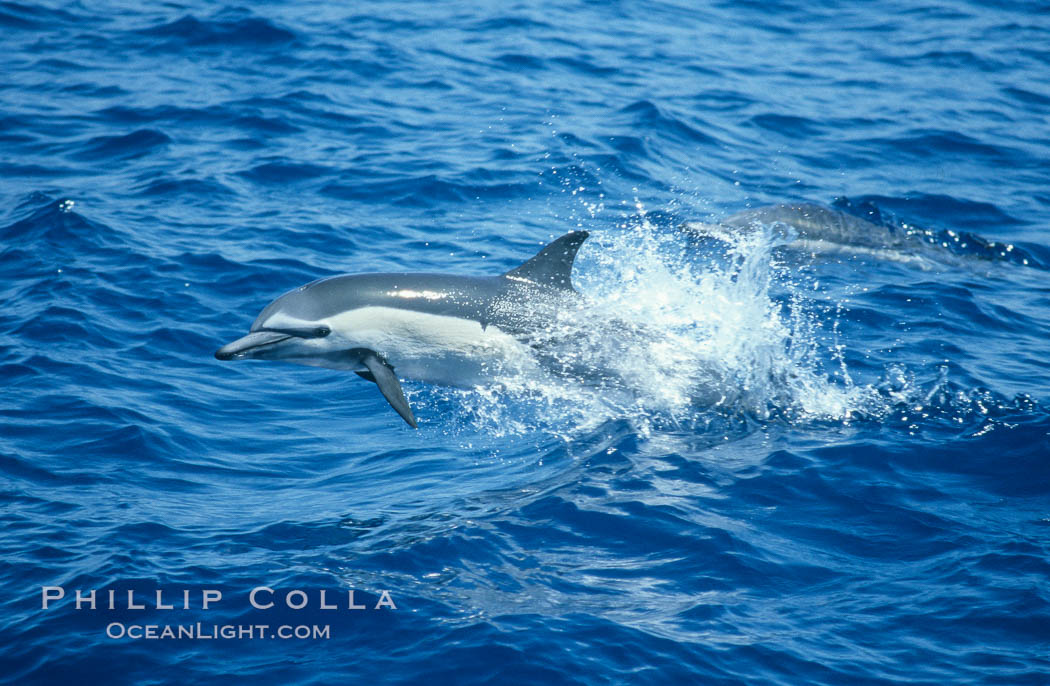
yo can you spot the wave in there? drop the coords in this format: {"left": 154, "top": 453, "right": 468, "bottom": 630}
{"left": 136, "top": 14, "right": 297, "bottom": 49}
{"left": 71, "top": 129, "right": 171, "bottom": 162}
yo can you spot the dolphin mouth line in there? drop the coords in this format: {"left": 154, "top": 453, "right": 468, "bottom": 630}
{"left": 214, "top": 333, "right": 292, "bottom": 361}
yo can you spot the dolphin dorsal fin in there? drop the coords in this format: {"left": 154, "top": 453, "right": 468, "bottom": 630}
{"left": 503, "top": 231, "right": 589, "bottom": 291}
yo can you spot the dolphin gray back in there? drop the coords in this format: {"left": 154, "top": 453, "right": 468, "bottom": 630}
{"left": 251, "top": 231, "right": 591, "bottom": 333}
{"left": 722, "top": 203, "right": 908, "bottom": 250}
{"left": 252, "top": 272, "right": 505, "bottom": 329}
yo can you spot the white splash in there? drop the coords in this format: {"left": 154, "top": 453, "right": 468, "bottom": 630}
{"left": 436, "top": 210, "right": 886, "bottom": 438}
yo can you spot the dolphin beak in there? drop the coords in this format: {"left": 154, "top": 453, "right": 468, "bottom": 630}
{"left": 215, "top": 331, "right": 292, "bottom": 361}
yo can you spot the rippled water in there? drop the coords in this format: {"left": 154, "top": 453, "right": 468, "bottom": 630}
{"left": 3, "top": 1, "right": 1050, "bottom": 684}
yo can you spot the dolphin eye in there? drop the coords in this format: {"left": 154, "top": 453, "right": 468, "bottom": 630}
{"left": 314, "top": 326, "right": 331, "bottom": 337}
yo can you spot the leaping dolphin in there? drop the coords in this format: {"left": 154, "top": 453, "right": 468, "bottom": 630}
{"left": 215, "top": 232, "right": 589, "bottom": 428}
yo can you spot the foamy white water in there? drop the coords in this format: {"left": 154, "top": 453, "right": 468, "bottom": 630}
{"left": 436, "top": 209, "right": 891, "bottom": 438}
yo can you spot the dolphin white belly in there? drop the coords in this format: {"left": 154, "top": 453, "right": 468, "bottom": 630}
{"left": 324, "top": 306, "right": 539, "bottom": 386}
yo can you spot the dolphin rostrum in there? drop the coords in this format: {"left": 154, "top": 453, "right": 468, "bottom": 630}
{"left": 215, "top": 232, "right": 590, "bottom": 428}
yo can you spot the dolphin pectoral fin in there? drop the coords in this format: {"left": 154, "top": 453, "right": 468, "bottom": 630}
{"left": 360, "top": 353, "right": 418, "bottom": 429}
{"left": 355, "top": 370, "right": 376, "bottom": 382}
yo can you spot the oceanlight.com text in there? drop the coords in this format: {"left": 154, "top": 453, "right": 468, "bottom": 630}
{"left": 105, "top": 622, "right": 330, "bottom": 640}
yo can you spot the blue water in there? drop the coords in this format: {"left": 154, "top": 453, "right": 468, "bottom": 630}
{"left": 3, "top": 1, "right": 1050, "bottom": 683}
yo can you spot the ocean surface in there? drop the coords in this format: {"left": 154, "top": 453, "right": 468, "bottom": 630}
{"left": 3, "top": 1, "right": 1050, "bottom": 683}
